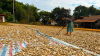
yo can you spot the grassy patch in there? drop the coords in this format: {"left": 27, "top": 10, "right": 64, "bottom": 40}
{"left": 0, "top": 22, "right": 14, "bottom": 26}
{"left": 0, "top": 22, "right": 9, "bottom": 25}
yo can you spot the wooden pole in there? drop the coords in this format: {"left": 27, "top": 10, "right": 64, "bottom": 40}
{"left": 84, "top": 23, "right": 85, "bottom": 28}
{"left": 91, "top": 22, "right": 92, "bottom": 28}
{"left": 13, "top": 0, "right": 15, "bottom": 22}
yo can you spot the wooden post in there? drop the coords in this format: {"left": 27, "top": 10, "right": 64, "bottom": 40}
{"left": 13, "top": 0, "right": 15, "bottom": 22}
{"left": 84, "top": 23, "right": 85, "bottom": 28}
{"left": 91, "top": 22, "right": 92, "bottom": 28}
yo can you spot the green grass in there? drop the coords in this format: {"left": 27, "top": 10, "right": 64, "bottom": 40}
{"left": 0, "top": 22, "right": 14, "bottom": 26}
{"left": 0, "top": 22, "right": 9, "bottom": 25}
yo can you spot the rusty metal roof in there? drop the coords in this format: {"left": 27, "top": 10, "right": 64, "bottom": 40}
{"left": 0, "top": 14, "right": 6, "bottom": 16}
{"left": 74, "top": 19, "right": 98, "bottom": 22}
{"left": 74, "top": 15, "right": 100, "bottom": 22}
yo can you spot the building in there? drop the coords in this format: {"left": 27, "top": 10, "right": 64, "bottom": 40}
{"left": 74, "top": 15, "right": 100, "bottom": 28}
{"left": 51, "top": 20, "right": 57, "bottom": 25}
{"left": 0, "top": 14, "right": 6, "bottom": 22}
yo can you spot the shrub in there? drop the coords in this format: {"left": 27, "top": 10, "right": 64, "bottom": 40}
{"left": 19, "top": 19, "right": 28, "bottom": 24}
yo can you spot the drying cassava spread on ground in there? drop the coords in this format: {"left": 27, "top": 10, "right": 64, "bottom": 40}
{"left": 0, "top": 23, "right": 99, "bottom": 56}
{"left": 29, "top": 25, "right": 100, "bottom": 55}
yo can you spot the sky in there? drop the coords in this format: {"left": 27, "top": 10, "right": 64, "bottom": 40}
{"left": 16, "top": 0, "right": 100, "bottom": 15}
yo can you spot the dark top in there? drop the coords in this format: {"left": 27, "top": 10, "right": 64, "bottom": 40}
{"left": 63, "top": 18, "right": 72, "bottom": 27}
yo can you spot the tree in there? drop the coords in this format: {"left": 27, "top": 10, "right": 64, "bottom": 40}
{"left": 15, "top": 1, "right": 27, "bottom": 21}
{"left": 73, "top": 5, "right": 88, "bottom": 19}
{"left": 29, "top": 5, "right": 39, "bottom": 22}
{"left": 0, "top": 0, "right": 13, "bottom": 13}
{"left": 23, "top": 4, "right": 39, "bottom": 22}
{"left": 25, "top": 4, "right": 31, "bottom": 21}
{"left": 0, "top": 1, "right": 3, "bottom": 8}
{"left": 0, "top": 0, "right": 40, "bottom": 23}
{"left": 73, "top": 5, "right": 100, "bottom": 19}
{"left": 0, "top": 8, "right": 3, "bottom": 14}
{"left": 88, "top": 5, "right": 96, "bottom": 16}
{"left": 3, "top": 11, "right": 13, "bottom": 22}
{"left": 39, "top": 10, "right": 50, "bottom": 25}
{"left": 51, "top": 7, "right": 71, "bottom": 26}
{"left": 95, "top": 9, "right": 100, "bottom": 15}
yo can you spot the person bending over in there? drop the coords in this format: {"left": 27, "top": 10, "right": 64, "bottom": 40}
{"left": 61, "top": 16, "right": 73, "bottom": 36}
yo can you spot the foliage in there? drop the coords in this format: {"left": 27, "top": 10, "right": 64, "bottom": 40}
{"left": 19, "top": 19, "right": 28, "bottom": 24}
{"left": 24, "top": 4, "right": 39, "bottom": 22}
{"left": 88, "top": 5, "right": 96, "bottom": 16}
{"left": 95, "top": 9, "right": 100, "bottom": 15}
{"left": 40, "top": 21, "right": 42, "bottom": 24}
{"left": 73, "top": 5, "right": 88, "bottom": 19}
{"left": 3, "top": 11, "right": 13, "bottom": 22}
{"left": 0, "top": 0, "right": 39, "bottom": 23}
{"left": 73, "top": 5, "right": 100, "bottom": 20}
{"left": 51, "top": 7, "right": 71, "bottom": 26}
{"left": 39, "top": 10, "right": 50, "bottom": 25}
{"left": 0, "top": 8, "right": 3, "bottom": 14}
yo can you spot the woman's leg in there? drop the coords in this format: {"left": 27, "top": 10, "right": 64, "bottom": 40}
{"left": 64, "top": 32, "right": 68, "bottom": 35}
{"left": 69, "top": 32, "right": 72, "bottom": 36}
{"left": 67, "top": 32, "right": 68, "bottom": 35}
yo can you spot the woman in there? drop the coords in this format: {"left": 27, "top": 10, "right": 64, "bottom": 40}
{"left": 61, "top": 16, "right": 73, "bottom": 36}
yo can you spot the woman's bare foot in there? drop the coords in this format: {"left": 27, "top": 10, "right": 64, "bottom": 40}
{"left": 68, "top": 34, "right": 71, "bottom": 36}
{"left": 64, "top": 34, "right": 68, "bottom": 35}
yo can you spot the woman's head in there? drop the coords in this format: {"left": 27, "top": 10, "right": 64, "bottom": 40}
{"left": 61, "top": 15, "right": 65, "bottom": 20}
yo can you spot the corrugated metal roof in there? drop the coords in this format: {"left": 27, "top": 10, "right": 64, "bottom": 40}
{"left": 74, "top": 15, "right": 100, "bottom": 22}
{"left": 74, "top": 19, "right": 98, "bottom": 22}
